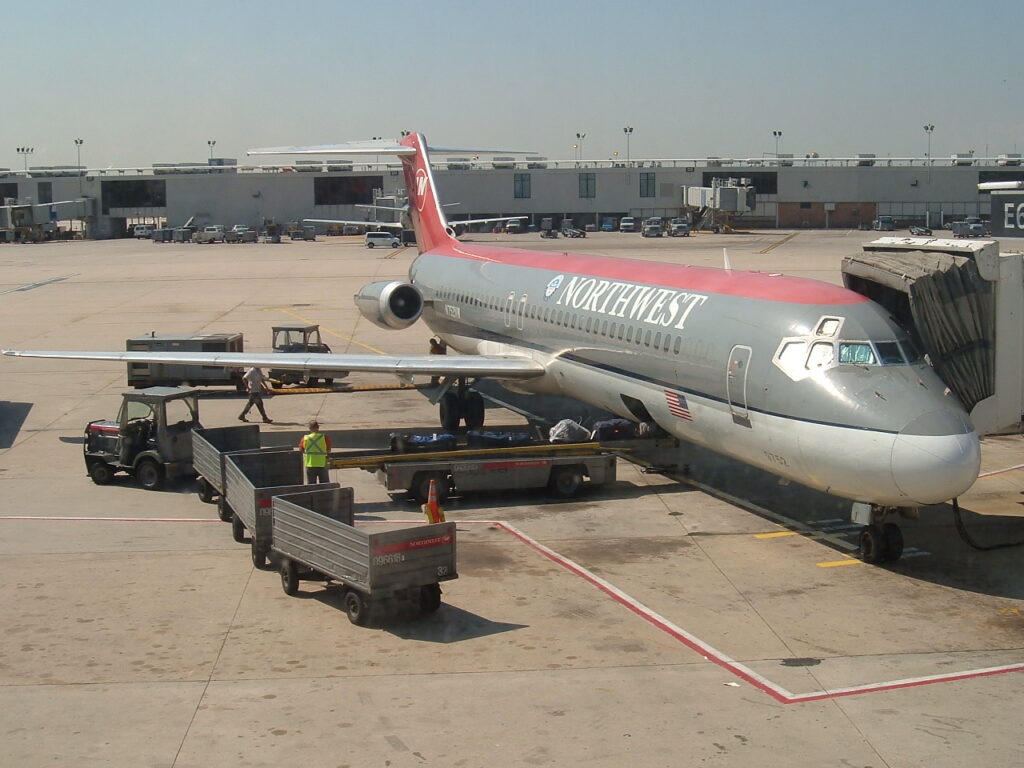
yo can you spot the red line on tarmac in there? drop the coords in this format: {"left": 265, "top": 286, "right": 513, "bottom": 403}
{"left": 978, "top": 463, "right": 1024, "bottom": 478}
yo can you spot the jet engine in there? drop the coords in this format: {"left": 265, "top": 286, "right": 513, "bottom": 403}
{"left": 354, "top": 280, "right": 424, "bottom": 330}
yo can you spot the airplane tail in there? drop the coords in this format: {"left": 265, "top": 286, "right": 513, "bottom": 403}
{"left": 248, "top": 134, "right": 532, "bottom": 252}
{"left": 397, "top": 133, "right": 453, "bottom": 252}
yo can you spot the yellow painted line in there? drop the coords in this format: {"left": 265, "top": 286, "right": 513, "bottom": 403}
{"left": 817, "top": 558, "right": 862, "bottom": 568}
{"left": 383, "top": 246, "right": 410, "bottom": 259}
{"left": 759, "top": 232, "right": 799, "bottom": 254}
{"left": 755, "top": 531, "right": 799, "bottom": 539}
{"left": 263, "top": 307, "right": 388, "bottom": 355}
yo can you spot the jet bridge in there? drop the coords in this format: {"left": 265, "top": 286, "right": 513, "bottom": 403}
{"left": 842, "top": 237, "right": 1024, "bottom": 436}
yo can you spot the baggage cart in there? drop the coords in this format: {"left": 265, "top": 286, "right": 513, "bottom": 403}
{"left": 272, "top": 491, "right": 456, "bottom": 625}
{"left": 190, "top": 424, "right": 262, "bottom": 513}
{"left": 222, "top": 449, "right": 339, "bottom": 568}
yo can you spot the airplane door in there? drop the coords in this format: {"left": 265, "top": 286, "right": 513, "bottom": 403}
{"left": 504, "top": 291, "right": 515, "bottom": 328}
{"left": 727, "top": 345, "right": 752, "bottom": 426}
{"left": 517, "top": 295, "right": 527, "bottom": 331}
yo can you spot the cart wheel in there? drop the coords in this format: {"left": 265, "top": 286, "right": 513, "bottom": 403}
{"left": 324, "top": 378, "right": 334, "bottom": 386}
{"left": 549, "top": 466, "right": 584, "bottom": 498}
{"left": 344, "top": 589, "right": 368, "bottom": 626}
{"left": 217, "top": 497, "right": 233, "bottom": 523}
{"left": 251, "top": 538, "right": 267, "bottom": 569}
{"left": 89, "top": 461, "right": 115, "bottom": 486}
{"left": 280, "top": 558, "right": 299, "bottom": 596}
{"left": 305, "top": 376, "right": 318, "bottom": 386}
{"left": 420, "top": 583, "right": 442, "bottom": 613}
{"left": 231, "top": 513, "right": 246, "bottom": 543}
{"left": 196, "top": 476, "right": 215, "bottom": 504}
{"left": 135, "top": 458, "right": 165, "bottom": 491}
{"left": 413, "top": 472, "right": 448, "bottom": 504}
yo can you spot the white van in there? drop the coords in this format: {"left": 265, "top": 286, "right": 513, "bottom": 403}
{"left": 364, "top": 231, "right": 401, "bottom": 249}
{"left": 133, "top": 224, "right": 154, "bottom": 239}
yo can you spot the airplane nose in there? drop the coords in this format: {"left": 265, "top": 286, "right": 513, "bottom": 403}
{"left": 891, "top": 409, "right": 980, "bottom": 504}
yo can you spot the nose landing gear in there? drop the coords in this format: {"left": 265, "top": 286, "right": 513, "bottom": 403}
{"left": 854, "top": 503, "right": 911, "bottom": 564}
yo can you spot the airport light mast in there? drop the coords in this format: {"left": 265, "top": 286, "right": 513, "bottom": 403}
{"left": 623, "top": 126, "right": 633, "bottom": 165}
{"left": 207, "top": 140, "right": 216, "bottom": 160}
{"left": 74, "top": 138, "right": 84, "bottom": 194}
{"left": 924, "top": 124, "right": 935, "bottom": 183}
{"left": 16, "top": 146, "right": 33, "bottom": 172}
{"left": 772, "top": 130, "right": 782, "bottom": 158}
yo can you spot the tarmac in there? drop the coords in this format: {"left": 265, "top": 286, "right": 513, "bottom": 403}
{"left": 1, "top": 230, "right": 1023, "bottom": 767}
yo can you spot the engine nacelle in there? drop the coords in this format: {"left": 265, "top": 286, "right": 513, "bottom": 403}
{"left": 353, "top": 280, "right": 424, "bottom": 330}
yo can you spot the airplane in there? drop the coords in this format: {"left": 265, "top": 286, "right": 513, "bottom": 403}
{"left": 3, "top": 133, "right": 982, "bottom": 564}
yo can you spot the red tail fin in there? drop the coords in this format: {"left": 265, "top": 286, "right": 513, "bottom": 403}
{"left": 399, "top": 133, "right": 454, "bottom": 252}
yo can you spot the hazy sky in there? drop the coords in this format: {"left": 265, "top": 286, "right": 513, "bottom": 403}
{"left": 4, "top": 0, "right": 1022, "bottom": 170}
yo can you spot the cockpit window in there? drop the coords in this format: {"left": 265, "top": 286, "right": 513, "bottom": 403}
{"left": 806, "top": 341, "right": 835, "bottom": 369}
{"left": 838, "top": 342, "right": 877, "bottom": 365}
{"left": 816, "top": 317, "right": 841, "bottom": 337}
{"left": 875, "top": 341, "right": 904, "bottom": 365}
{"left": 899, "top": 340, "right": 923, "bottom": 363}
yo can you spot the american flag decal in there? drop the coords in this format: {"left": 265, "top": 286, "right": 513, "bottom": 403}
{"left": 664, "top": 390, "right": 693, "bottom": 421}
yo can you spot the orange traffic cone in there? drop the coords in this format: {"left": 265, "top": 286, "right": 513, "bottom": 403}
{"left": 421, "top": 478, "right": 446, "bottom": 524}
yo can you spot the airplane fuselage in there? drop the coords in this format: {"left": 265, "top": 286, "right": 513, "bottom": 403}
{"left": 410, "top": 241, "right": 980, "bottom": 507}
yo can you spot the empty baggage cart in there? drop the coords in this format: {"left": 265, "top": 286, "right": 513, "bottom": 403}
{"left": 272, "top": 492, "right": 457, "bottom": 625}
{"left": 191, "top": 424, "right": 262, "bottom": 512}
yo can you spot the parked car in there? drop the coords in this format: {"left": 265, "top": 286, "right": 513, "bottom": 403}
{"left": 619, "top": 216, "right": 636, "bottom": 233}
{"left": 600, "top": 217, "right": 617, "bottom": 232}
{"left": 364, "top": 231, "right": 401, "bottom": 249}
{"left": 872, "top": 215, "right": 895, "bottom": 231}
{"left": 668, "top": 219, "right": 691, "bottom": 237}
{"left": 641, "top": 217, "right": 664, "bottom": 237}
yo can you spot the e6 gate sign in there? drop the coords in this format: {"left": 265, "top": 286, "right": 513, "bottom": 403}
{"left": 991, "top": 194, "right": 1024, "bottom": 238}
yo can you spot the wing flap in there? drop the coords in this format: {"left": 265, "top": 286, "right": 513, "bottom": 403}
{"left": 2, "top": 350, "right": 545, "bottom": 379}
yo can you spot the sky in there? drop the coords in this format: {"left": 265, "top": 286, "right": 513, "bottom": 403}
{"left": 3, "top": 0, "right": 1022, "bottom": 170}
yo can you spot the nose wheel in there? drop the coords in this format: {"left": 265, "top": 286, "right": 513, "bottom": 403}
{"left": 859, "top": 522, "right": 904, "bottom": 563}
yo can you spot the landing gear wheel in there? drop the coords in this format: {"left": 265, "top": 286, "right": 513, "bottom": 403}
{"left": 196, "top": 476, "right": 215, "bottom": 504}
{"left": 883, "top": 523, "right": 904, "bottom": 562}
{"left": 439, "top": 392, "right": 462, "bottom": 432}
{"left": 232, "top": 513, "right": 246, "bottom": 543}
{"left": 420, "top": 583, "right": 442, "bottom": 613}
{"left": 463, "top": 391, "right": 485, "bottom": 429}
{"left": 251, "top": 538, "right": 268, "bottom": 569}
{"left": 217, "top": 497, "right": 233, "bottom": 523}
{"left": 305, "top": 376, "right": 318, "bottom": 386}
{"left": 549, "top": 466, "right": 584, "bottom": 498}
{"left": 135, "top": 459, "right": 164, "bottom": 491}
{"left": 344, "top": 589, "right": 368, "bottom": 625}
{"left": 280, "top": 558, "right": 299, "bottom": 595}
{"left": 859, "top": 524, "right": 886, "bottom": 564}
{"left": 89, "top": 462, "right": 115, "bottom": 486}
{"left": 324, "top": 378, "right": 334, "bottom": 385}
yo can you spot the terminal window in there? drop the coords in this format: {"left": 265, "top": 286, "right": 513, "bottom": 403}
{"left": 640, "top": 172, "right": 656, "bottom": 198}
{"left": 578, "top": 173, "right": 596, "bottom": 198}
{"left": 514, "top": 173, "right": 531, "bottom": 199}
{"left": 314, "top": 176, "right": 383, "bottom": 206}
{"left": 100, "top": 180, "right": 167, "bottom": 214}
{"left": 0, "top": 182, "right": 17, "bottom": 201}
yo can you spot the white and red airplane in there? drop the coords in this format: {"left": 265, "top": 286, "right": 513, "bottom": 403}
{"left": 4, "top": 133, "right": 981, "bottom": 562}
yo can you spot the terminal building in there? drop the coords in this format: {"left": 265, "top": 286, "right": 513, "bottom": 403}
{"left": 2, "top": 151, "right": 1023, "bottom": 239}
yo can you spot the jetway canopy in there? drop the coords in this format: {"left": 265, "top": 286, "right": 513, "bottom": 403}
{"left": 842, "top": 247, "right": 994, "bottom": 412}
{"left": 842, "top": 238, "right": 1022, "bottom": 435}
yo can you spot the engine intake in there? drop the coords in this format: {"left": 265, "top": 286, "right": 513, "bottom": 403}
{"left": 353, "top": 280, "right": 424, "bottom": 330}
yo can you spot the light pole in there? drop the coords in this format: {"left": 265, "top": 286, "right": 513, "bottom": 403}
{"left": 623, "top": 126, "right": 633, "bottom": 165}
{"left": 924, "top": 124, "right": 935, "bottom": 182}
{"left": 772, "top": 130, "right": 782, "bottom": 159}
{"left": 571, "top": 144, "right": 579, "bottom": 163}
{"left": 16, "top": 146, "right": 33, "bottom": 172}
{"left": 207, "top": 140, "right": 216, "bottom": 160}
{"left": 576, "top": 132, "right": 586, "bottom": 163}
{"left": 74, "top": 138, "right": 84, "bottom": 194}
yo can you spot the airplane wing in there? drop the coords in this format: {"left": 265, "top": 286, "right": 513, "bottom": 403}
{"left": 450, "top": 215, "right": 528, "bottom": 226}
{"left": 1, "top": 349, "right": 545, "bottom": 380}
{"left": 304, "top": 218, "right": 404, "bottom": 229}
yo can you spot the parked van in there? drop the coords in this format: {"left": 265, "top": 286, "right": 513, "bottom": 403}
{"left": 133, "top": 224, "right": 155, "bottom": 239}
{"left": 364, "top": 231, "right": 401, "bottom": 249}
{"left": 619, "top": 216, "right": 636, "bottom": 232}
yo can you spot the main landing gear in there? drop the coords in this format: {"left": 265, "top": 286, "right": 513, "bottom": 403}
{"left": 436, "top": 378, "right": 485, "bottom": 431}
{"left": 854, "top": 503, "right": 911, "bottom": 564}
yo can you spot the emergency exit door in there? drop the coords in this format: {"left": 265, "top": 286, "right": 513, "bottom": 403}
{"left": 727, "top": 345, "right": 752, "bottom": 426}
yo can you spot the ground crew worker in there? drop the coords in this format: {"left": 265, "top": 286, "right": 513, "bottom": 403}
{"left": 239, "top": 366, "right": 273, "bottom": 423}
{"left": 299, "top": 420, "right": 332, "bottom": 483}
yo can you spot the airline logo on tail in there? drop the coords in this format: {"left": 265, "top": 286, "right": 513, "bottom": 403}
{"left": 415, "top": 168, "right": 428, "bottom": 212}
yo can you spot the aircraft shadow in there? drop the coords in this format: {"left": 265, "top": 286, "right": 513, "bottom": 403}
{"left": 0, "top": 401, "right": 32, "bottom": 449}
